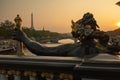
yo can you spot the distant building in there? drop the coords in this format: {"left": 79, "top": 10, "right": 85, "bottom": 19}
{"left": 31, "top": 13, "right": 34, "bottom": 30}
{"left": 42, "top": 27, "right": 45, "bottom": 31}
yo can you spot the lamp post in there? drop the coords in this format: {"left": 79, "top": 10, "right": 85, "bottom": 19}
{"left": 14, "top": 14, "right": 24, "bottom": 56}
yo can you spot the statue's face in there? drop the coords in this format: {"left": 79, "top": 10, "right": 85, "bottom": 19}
{"left": 84, "top": 25, "right": 93, "bottom": 36}
{"left": 17, "top": 14, "right": 19, "bottom": 17}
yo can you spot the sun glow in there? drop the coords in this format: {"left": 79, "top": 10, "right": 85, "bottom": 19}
{"left": 116, "top": 22, "right": 120, "bottom": 27}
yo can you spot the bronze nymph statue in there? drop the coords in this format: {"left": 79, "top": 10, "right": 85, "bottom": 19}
{"left": 13, "top": 13, "right": 120, "bottom": 58}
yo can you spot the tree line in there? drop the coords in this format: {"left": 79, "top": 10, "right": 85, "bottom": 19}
{"left": 0, "top": 20, "right": 62, "bottom": 40}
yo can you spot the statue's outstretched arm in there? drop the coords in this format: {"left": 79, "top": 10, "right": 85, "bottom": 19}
{"left": 13, "top": 29, "right": 78, "bottom": 56}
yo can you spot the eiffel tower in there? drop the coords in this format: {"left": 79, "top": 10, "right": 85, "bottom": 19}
{"left": 31, "top": 13, "right": 34, "bottom": 30}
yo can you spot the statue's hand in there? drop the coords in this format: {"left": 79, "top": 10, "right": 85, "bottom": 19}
{"left": 13, "top": 28, "right": 26, "bottom": 42}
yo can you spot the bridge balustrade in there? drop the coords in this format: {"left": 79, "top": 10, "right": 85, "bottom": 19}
{"left": 0, "top": 55, "right": 82, "bottom": 80}
{"left": 0, "top": 55, "right": 120, "bottom": 80}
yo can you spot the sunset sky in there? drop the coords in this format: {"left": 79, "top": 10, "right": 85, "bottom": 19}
{"left": 0, "top": 0, "right": 120, "bottom": 33}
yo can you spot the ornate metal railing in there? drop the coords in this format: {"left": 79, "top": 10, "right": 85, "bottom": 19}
{"left": 0, "top": 54, "right": 120, "bottom": 80}
{"left": 0, "top": 55, "right": 81, "bottom": 80}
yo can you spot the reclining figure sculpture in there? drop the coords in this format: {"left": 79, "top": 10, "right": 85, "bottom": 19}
{"left": 13, "top": 12, "right": 120, "bottom": 58}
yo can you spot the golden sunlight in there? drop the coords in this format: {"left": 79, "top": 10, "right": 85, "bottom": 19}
{"left": 116, "top": 22, "right": 120, "bottom": 27}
